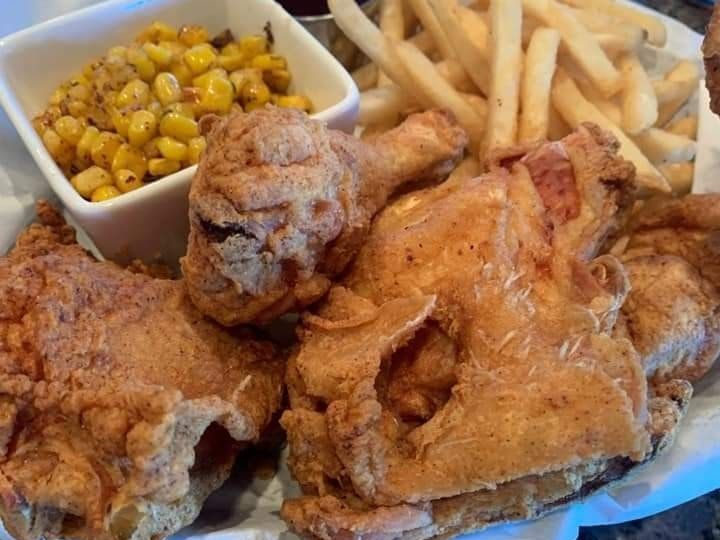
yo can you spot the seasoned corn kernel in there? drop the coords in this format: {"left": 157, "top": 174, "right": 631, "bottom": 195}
{"left": 112, "top": 143, "right": 148, "bottom": 179}
{"left": 76, "top": 126, "right": 100, "bottom": 162}
{"left": 217, "top": 54, "right": 245, "bottom": 72}
{"left": 169, "top": 61, "right": 193, "bottom": 87}
{"left": 67, "top": 83, "right": 91, "bottom": 103}
{"left": 110, "top": 108, "right": 132, "bottom": 138}
{"left": 90, "top": 131, "right": 124, "bottom": 169}
{"left": 142, "top": 42, "right": 173, "bottom": 67}
{"left": 116, "top": 79, "right": 151, "bottom": 108}
{"left": 264, "top": 69, "right": 291, "bottom": 93}
{"left": 221, "top": 43, "right": 242, "bottom": 56}
{"left": 192, "top": 68, "right": 228, "bottom": 90}
{"left": 178, "top": 25, "right": 210, "bottom": 47}
{"left": 143, "top": 137, "right": 162, "bottom": 159}
{"left": 128, "top": 110, "right": 157, "bottom": 147}
{"left": 72, "top": 166, "right": 113, "bottom": 198}
{"left": 148, "top": 100, "right": 164, "bottom": 120}
{"left": 114, "top": 169, "right": 145, "bottom": 193}
{"left": 187, "top": 136, "right": 206, "bottom": 165}
{"left": 49, "top": 86, "right": 68, "bottom": 105}
{"left": 127, "top": 48, "right": 156, "bottom": 82}
{"left": 230, "top": 68, "right": 263, "bottom": 97}
{"left": 251, "top": 54, "right": 287, "bottom": 71}
{"left": 148, "top": 157, "right": 181, "bottom": 176}
{"left": 152, "top": 72, "right": 182, "bottom": 106}
{"left": 159, "top": 112, "right": 199, "bottom": 142}
{"left": 199, "top": 77, "right": 234, "bottom": 114}
{"left": 67, "top": 100, "right": 89, "bottom": 117}
{"left": 238, "top": 35, "right": 268, "bottom": 59}
{"left": 137, "top": 21, "right": 177, "bottom": 44}
{"left": 54, "top": 116, "right": 84, "bottom": 145}
{"left": 91, "top": 184, "right": 121, "bottom": 202}
{"left": 276, "top": 95, "right": 313, "bottom": 112}
{"left": 43, "top": 129, "right": 75, "bottom": 167}
{"left": 156, "top": 136, "right": 188, "bottom": 161}
{"left": 241, "top": 81, "right": 271, "bottom": 111}
{"left": 183, "top": 44, "right": 217, "bottom": 75}
{"left": 164, "top": 102, "right": 196, "bottom": 119}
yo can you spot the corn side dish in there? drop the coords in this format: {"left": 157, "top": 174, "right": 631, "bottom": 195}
{"left": 33, "top": 21, "right": 314, "bottom": 202}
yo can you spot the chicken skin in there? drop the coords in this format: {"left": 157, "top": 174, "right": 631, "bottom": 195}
{"left": 281, "top": 125, "right": 691, "bottom": 540}
{"left": 0, "top": 203, "right": 284, "bottom": 540}
{"left": 182, "top": 107, "right": 468, "bottom": 326}
{"left": 617, "top": 194, "right": 720, "bottom": 383}
{"left": 704, "top": 2, "right": 720, "bottom": 114}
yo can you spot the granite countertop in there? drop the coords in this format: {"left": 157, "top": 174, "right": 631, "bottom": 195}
{"left": 580, "top": 5, "right": 716, "bottom": 538}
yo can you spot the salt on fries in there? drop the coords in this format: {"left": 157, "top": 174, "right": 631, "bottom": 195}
{"left": 339, "top": 0, "right": 700, "bottom": 195}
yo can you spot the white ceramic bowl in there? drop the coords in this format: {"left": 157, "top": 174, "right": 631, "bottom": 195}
{"left": 0, "top": 0, "right": 359, "bottom": 265}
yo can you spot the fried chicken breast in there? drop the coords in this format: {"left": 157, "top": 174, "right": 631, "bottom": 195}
{"left": 280, "top": 125, "right": 692, "bottom": 540}
{"left": 182, "top": 107, "right": 468, "bottom": 326}
{"left": 617, "top": 194, "right": 720, "bottom": 383}
{"left": 0, "top": 203, "right": 284, "bottom": 540}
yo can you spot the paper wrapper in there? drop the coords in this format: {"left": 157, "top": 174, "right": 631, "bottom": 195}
{"left": 0, "top": 2, "right": 718, "bottom": 540}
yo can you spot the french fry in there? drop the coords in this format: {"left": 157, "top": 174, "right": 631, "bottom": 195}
{"left": 408, "top": 0, "right": 456, "bottom": 60}
{"left": 569, "top": 7, "right": 645, "bottom": 50}
{"left": 548, "top": 106, "right": 572, "bottom": 140}
{"left": 523, "top": 0, "right": 622, "bottom": 97}
{"left": 456, "top": 5, "right": 490, "bottom": 56}
{"left": 658, "top": 161, "right": 694, "bottom": 194}
{"left": 360, "top": 86, "right": 408, "bottom": 125}
{"left": 393, "top": 41, "right": 486, "bottom": 146}
{"left": 667, "top": 115, "right": 698, "bottom": 139}
{"left": 447, "top": 156, "right": 482, "bottom": 184}
{"left": 519, "top": 27, "right": 561, "bottom": 142}
{"left": 408, "top": 30, "right": 436, "bottom": 53}
{"left": 428, "top": 0, "right": 490, "bottom": 95}
{"left": 359, "top": 58, "right": 478, "bottom": 124}
{"left": 564, "top": 58, "right": 624, "bottom": 124}
{"left": 617, "top": 52, "right": 658, "bottom": 134}
{"left": 403, "top": 0, "right": 420, "bottom": 34}
{"left": 329, "top": 0, "right": 432, "bottom": 107}
{"left": 484, "top": 0, "right": 523, "bottom": 154}
{"left": 655, "top": 60, "right": 701, "bottom": 126}
{"left": 560, "top": 0, "right": 667, "bottom": 46}
{"left": 551, "top": 69, "right": 670, "bottom": 193}
{"left": 595, "top": 33, "right": 640, "bottom": 57}
{"left": 652, "top": 80, "right": 688, "bottom": 104}
{"left": 461, "top": 92, "right": 489, "bottom": 120}
{"left": 632, "top": 128, "right": 696, "bottom": 164}
{"left": 379, "top": 0, "right": 406, "bottom": 86}
{"left": 352, "top": 63, "right": 379, "bottom": 91}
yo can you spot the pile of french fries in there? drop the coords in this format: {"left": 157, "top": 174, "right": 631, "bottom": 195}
{"left": 330, "top": 0, "right": 701, "bottom": 194}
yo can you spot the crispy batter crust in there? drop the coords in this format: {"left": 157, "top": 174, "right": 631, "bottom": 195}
{"left": 704, "top": 3, "right": 720, "bottom": 115}
{"left": 0, "top": 203, "right": 284, "bottom": 540}
{"left": 182, "top": 107, "right": 467, "bottom": 326}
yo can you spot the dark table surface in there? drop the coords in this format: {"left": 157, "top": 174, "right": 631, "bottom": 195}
{"left": 580, "top": 6, "right": 716, "bottom": 538}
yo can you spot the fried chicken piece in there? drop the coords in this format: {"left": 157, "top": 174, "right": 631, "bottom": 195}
{"left": 704, "top": 2, "right": 720, "bottom": 115}
{"left": 615, "top": 194, "right": 720, "bottom": 383}
{"left": 0, "top": 203, "right": 283, "bottom": 540}
{"left": 182, "top": 107, "right": 468, "bottom": 326}
{"left": 281, "top": 125, "right": 674, "bottom": 539}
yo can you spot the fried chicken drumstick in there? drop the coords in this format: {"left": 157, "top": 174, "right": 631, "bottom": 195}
{"left": 281, "top": 125, "right": 692, "bottom": 540}
{"left": 182, "top": 107, "right": 468, "bottom": 326}
{"left": 0, "top": 203, "right": 283, "bottom": 540}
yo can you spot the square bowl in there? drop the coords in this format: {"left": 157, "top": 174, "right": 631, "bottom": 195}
{"left": 0, "top": 0, "right": 359, "bottom": 265}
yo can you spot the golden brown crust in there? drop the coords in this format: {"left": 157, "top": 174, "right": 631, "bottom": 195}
{"left": 704, "top": 3, "right": 720, "bottom": 115}
{"left": 182, "top": 107, "right": 467, "bottom": 326}
{"left": 0, "top": 204, "right": 284, "bottom": 540}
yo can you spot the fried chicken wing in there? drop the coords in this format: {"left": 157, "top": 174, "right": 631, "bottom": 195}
{"left": 281, "top": 125, "right": 688, "bottom": 539}
{"left": 0, "top": 203, "right": 284, "bottom": 540}
{"left": 704, "top": 2, "right": 720, "bottom": 114}
{"left": 182, "top": 107, "right": 468, "bottom": 326}
{"left": 615, "top": 194, "right": 720, "bottom": 383}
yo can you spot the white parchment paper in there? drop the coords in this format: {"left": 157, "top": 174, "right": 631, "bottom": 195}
{"left": 0, "top": 2, "right": 717, "bottom": 540}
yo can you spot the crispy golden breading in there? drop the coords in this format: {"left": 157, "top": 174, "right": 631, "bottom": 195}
{"left": 281, "top": 126, "right": 679, "bottom": 540}
{"left": 182, "top": 107, "right": 468, "bottom": 326}
{"left": 0, "top": 203, "right": 284, "bottom": 540}
{"left": 704, "top": 3, "right": 720, "bottom": 115}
